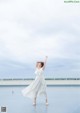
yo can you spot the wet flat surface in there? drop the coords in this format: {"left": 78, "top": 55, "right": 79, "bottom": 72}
{"left": 0, "top": 85, "right": 80, "bottom": 113}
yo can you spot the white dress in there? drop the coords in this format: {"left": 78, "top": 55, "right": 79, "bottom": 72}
{"left": 21, "top": 67, "right": 47, "bottom": 99}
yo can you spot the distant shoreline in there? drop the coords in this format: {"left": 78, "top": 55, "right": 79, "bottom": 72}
{"left": 0, "top": 78, "right": 80, "bottom": 86}
{"left": 0, "top": 78, "right": 80, "bottom": 80}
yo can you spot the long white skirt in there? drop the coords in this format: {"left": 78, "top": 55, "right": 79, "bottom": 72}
{"left": 21, "top": 75, "right": 47, "bottom": 99}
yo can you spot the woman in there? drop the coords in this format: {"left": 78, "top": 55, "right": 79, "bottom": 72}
{"left": 21, "top": 56, "right": 48, "bottom": 106}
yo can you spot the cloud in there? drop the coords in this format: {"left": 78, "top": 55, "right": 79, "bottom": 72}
{"left": 0, "top": 0, "right": 80, "bottom": 78}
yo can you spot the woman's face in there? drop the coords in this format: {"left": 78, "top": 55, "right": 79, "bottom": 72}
{"left": 37, "top": 62, "right": 42, "bottom": 68}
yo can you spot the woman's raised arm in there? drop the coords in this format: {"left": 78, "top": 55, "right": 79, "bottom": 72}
{"left": 43, "top": 56, "right": 48, "bottom": 70}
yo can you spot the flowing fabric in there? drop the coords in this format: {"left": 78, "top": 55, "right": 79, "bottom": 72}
{"left": 21, "top": 67, "right": 47, "bottom": 99}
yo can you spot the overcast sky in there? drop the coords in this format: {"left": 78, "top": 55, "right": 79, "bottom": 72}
{"left": 0, "top": 0, "right": 80, "bottom": 78}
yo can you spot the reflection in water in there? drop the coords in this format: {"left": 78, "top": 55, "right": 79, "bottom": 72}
{"left": 72, "top": 104, "right": 80, "bottom": 113}
{"left": 33, "top": 104, "right": 48, "bottom": 113}
{"left": 0, "top": 86, "right": 80, "bottom": 113}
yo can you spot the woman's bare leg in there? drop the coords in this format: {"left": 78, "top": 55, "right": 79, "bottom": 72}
{"left": 45, "top": 93, "right": 49, "bottom": 105}
{"left": 33, "top": 92, "right": 38, "bottom": 105}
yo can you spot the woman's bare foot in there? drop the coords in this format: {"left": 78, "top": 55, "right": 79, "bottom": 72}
{"left": 33, "top": 102, "right": 36, "bottom": 106}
